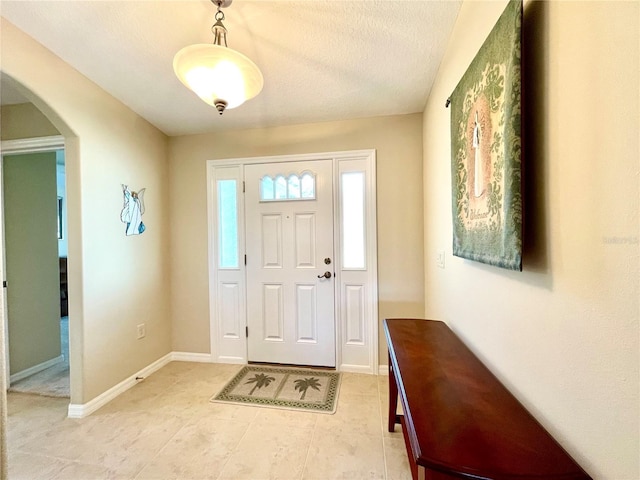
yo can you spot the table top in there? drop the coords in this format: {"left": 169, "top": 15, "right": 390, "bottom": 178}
{"left": 384, "top": 318, "right": 591, "bottom": 480}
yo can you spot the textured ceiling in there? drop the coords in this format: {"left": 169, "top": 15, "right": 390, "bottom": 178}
{"left": 0, "top": 0, "right": 461, "bottom": 137}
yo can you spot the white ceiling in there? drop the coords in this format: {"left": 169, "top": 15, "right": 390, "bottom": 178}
{"left": 0, "top": 0, "right": 461, "bottom": 137}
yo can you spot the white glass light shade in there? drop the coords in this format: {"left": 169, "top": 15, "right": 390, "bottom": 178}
{"left": 173, "top": 44, "right": 263, "bottom": 110}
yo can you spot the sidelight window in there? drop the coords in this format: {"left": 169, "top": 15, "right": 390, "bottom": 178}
{"left": 341, "top": 171, "right": 366, "bottom": 269}
{"left": 218, "top": 179, "right": 239, "bottom": 268}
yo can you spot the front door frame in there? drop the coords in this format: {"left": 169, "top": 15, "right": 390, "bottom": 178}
{"left": 206, "top": 150, "right": 378, "bottom": 374}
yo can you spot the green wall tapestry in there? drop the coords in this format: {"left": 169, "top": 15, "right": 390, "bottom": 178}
{"left": 450, "top": 0, "right": 522, "bottom": 271}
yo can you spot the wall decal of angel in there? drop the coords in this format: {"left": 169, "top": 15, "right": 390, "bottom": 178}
{"left": 120, "top": 184, "right": 146, "bottom": 236}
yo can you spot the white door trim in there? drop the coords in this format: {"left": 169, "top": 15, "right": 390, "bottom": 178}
{"left": 206, "top": 150, "right": 378, "bottom": 374}
{"left": 0, "top": 135, "right": 65, "bottom": 155}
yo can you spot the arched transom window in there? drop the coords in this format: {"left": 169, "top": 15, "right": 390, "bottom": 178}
{"left": 260, "top": 172, "right": 316, "bottom": 201}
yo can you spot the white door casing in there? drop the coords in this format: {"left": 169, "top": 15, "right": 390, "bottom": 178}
{"left": 245, "top": 160, "right": 335, "bottom": 367}
{"left": 207, "top": 150, "right": 378, "bottom": 373}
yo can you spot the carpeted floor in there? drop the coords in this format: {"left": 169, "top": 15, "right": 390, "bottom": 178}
{"left": 8, "top": 317, "right": 69, "bottom": 398}
{"left": 8, "top": 361, "right": 69, "bottom": 398}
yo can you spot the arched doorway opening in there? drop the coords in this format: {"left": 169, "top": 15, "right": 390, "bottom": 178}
{"left": 0, "top": 73, "right": 82, "bottom": 409}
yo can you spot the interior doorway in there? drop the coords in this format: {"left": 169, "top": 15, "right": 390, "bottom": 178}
{"left": 2, "top": 140, "right": 69, "bottom": 398}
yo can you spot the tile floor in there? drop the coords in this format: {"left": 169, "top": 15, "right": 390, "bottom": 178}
{"left": 7, "top": 361, "right": 411, "bottom": 479}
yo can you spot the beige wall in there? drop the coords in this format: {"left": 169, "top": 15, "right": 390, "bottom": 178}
{"left": 422, "top": 1, "right": 639, "bottom": 479}
{"left": 4, "top": 152, "right": 60, "bottom": 375}
{"left": 0, "top": 103, "right": 59, "bottom": 141}
{"left": 169, "top": 114, "right": 425, "bottom": 360}
{"left": 1, "top": 18, "right": 172, "bottom": 403}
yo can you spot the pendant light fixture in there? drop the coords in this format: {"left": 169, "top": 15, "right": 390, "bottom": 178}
{"left": 173, "top": 0, "right": 263, "bottom": 115}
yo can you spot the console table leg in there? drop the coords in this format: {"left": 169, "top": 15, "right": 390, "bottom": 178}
{"left": 388, "top": 354, "right": 398, "bottom": 432}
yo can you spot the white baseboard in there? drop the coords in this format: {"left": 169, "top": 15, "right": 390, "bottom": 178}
{"left": 378, "top": 364, "right": 389, "bottom": 376}
{"left": 171, "top": 351, "right": 214, "bottom": 363}
{"left": 67, "top": 353, "right": 172, "bottom": 419}
{"left": 216, "top": 355, "right": 246, "bottom": 364}
{"left": 10, "top": 355, "right": 64, "bottom": 384}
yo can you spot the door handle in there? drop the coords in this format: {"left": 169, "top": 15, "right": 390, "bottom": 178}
{"left": 317, "top": 271, "right": 332, "bottom": 279}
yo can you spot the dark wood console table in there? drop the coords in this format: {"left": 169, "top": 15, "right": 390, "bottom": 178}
{"left": 384, "top": 318, "right": 591, "bottom": 480}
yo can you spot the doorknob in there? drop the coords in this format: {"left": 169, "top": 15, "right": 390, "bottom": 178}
{"left": 317, "top": 271, "right": 332, "bottom": 279}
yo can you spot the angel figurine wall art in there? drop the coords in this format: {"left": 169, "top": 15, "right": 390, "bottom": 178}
{"left": 120, "top": 184, "right": 146, "bottom": 236}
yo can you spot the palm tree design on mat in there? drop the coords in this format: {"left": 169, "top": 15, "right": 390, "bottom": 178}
{"left": 294, "top": 377, "right": 322, "bottom": 400}
{"left": 245, "top": 373, "right": 276, "bottom": 396}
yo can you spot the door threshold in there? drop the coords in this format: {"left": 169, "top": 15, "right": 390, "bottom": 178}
{"left": 248, "top": 361, "right": 336, "bottom": 371}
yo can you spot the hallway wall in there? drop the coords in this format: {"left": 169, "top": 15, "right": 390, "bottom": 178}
{"left": 422, "top": 1, "right": 639, "bottom": 478}
{"left": 1, "top": 18, "right": 172, "bottom": 404}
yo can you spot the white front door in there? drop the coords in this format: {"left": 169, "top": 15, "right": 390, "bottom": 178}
{"left": 245, "top": 160, "right": 335, "bottom": 367}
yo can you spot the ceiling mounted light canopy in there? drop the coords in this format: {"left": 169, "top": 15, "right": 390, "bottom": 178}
{"left": 173, "top": 0, "right": 263, "bottom": 115}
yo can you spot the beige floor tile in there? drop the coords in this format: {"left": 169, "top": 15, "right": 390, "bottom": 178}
{"left": 377, "top": 380, "right": 407, "bottom": 440}
{"left": 253, "top": 406, "right": 319, "bottom": 429}
{"left": 7, "top": 392, "right": 69, "bottom": 416}
{"left": 174, "top": 362, "right": 242, "bottom": 381}
{"left": 150, "top": 361, "right": 200, "bottom": 378}
{"left": 136, "top": 417, "right": 250, "bottom": 480}
{"left": 218, "top": 422, "right": 314, "bottom": 480}
{"left": 377, "top": 373, "right": 390, "bottom": 388}
{"left": 77, "top": 412, "right": 184, "bottom": 477}
{"left": 315, "top": 393, "right": 382, "bottom": 437}
{"left": 338, "top": 390, "right": 381, "bottom": 410}
{"left": 9, "top": 418, "right": 83, "bottom": 454}
{"left": 51, "top": 461, "right": 130, "bottom": 480}
{"left": 94, "top": 381, "right": 168, "bottom": 416}
{"left": 173, "top": 377, "right": 231, "bottom": 397}
{"left": 94, "top": 364, "right": 239, "bottom": 417}
{"left": 18, "top": 411, "right": 184, "bottom": 477}
{"left": 9, "top": 451, "right": 128, "bottom": 480}
{"left": 171, "top": 365, "right": 243, "bottom": 394}
{"left": 202, "top": 401, "right": 261, "bottom": 423}
{"left": 8, "top": 362, "right": 402, "bottom": 479}
{"left": 339, "top": 373, "right": 380, "bottom": 397}
{"left": 120, "top": 382, "right": 225, "bottom": 420}
{"left": 303, "top": 431, "right": 386, "bottom": 479}
{"left": 8, "top": 451, "right": 74, "bottom": 480}
{"left": 7, "top": 394, "right": 73, "bottom": 450}
{"left": 383, "top": 436, "right": 412, "bottom": 480}
{"left": 377, "top": 375, "right": 392, "bottom": 401}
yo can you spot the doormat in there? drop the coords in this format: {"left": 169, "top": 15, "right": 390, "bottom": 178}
{"left": 211, "top": 365, "right": 341, "bottom": 414}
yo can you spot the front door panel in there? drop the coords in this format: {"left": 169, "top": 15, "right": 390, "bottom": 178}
{"left": 245, "top": 160, "right": 335, "bottom": 367}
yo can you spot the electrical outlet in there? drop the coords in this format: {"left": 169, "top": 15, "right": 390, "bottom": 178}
{"left": 136, "top": 323, "right": 146, "bottom": 339}
{"left": 436, "top": 250, "right": 445, "bottom": 269}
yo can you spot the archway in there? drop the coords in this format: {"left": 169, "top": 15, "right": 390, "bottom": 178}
{"left": 0, "top": 73, "right": 84, "bottom": 478}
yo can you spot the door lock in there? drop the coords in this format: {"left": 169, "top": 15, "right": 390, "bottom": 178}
{"left": 324, "top": 257, "right": 332, "bottom": 265}
{"left": 317, "top": 271, "right": 332, "bottom": 279}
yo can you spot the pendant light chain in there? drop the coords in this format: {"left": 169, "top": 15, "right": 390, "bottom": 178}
{"left": 215, "top": 7, "right": 225, "bottom": 22}
{"left": 211, "top": 1, "right": 228, "bottom": 48}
